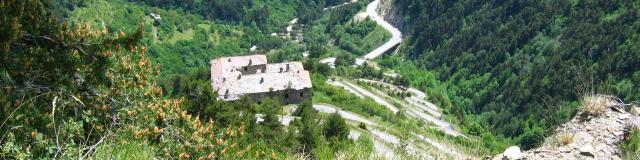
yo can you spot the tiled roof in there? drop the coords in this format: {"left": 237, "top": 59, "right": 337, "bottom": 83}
{"left": 210, "top": 54, "right": 268, "bottom": 91}
{"left": 210, "top": 55, "right": 312, "bottom": 101}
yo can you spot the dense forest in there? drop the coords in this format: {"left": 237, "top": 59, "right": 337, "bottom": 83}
{"left": 390, "top": 0, "right": 640, "bottom": 150}
{"left": 130, "top": 0, "right": 349, "bottom": 32}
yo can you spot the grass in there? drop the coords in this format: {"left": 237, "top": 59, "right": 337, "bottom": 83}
{"left": 91, "top": 140, "right": 156, "bottom": 160}
{"left": 581, "top": 95, "right": 608, "bottom": 116}
{"left": 556, "top": 133, "right": 574, "bottom": 146}
{"left": 361, "top": 25, "right": 393, "bottom": 52}
{"left": 325, "top": 77, "right": 492, "bottom": 158}
{"left": 166, "top": 29, "right": 195, "bottom": 44}
{"left": 621, "top": 129, "right": 640, "bottom": 160}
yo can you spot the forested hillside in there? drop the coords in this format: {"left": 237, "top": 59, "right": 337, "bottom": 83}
{"left": 1, "top": 0, "right": 382, "bottom": 159}
{"left": 390, "top": 0, "right": 640, "bottom": 151}
{"left": 130, "top": 0, "right": 349, "bottom": 32}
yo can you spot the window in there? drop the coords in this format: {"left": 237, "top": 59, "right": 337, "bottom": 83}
{"left": 244, "top": 67, "right": 248, "bottom": 71}
{"left": 300, "top": 92, "right": 304, "bottom": 97}
{"left": 284, "top": 93, "right": 289, "bottom": 99}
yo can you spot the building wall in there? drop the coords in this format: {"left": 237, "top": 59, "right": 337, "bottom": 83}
{"left": 246, "top": 88, "right": 312, "bottom": 105}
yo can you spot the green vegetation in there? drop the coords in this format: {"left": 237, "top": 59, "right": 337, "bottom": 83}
{"left": 621, "top": 128, "right": 640, "bottom": 160}
{"left": 0, "top": 0, "right": 392, "bottom": 159}
{"left": 388, "top": 0, "right": 640, "bottom": 153}
{"left": 311, "top": 74, "right": 400, "bottom": 124}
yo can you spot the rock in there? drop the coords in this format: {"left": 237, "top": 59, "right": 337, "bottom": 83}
{"left": 627, "top": 117, "right": 640, "bottom": 129}
{"left": 631, "top": 106, "right": 640, "bottom": 116}
{"left": 619, "top": 113, "right": 630, "bottom": 120}
{"left": 502, "top": 146, "right": 523, "bottom": 160}
{"left": 579, "top": 145, "right": 596, "bottom": 157}
{"left": 573, "top": 131, "right": 593, "bottom": 144}
{"left": 521, "top": 96, "right": 633, "bottom": 160}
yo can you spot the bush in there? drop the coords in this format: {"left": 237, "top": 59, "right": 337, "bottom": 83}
{"left": 358, "top": 122, "right": 367, "bottom": 130}
{"left": 621, "top": 129, "right": 640, "bottom": 159}
{"left": 582, "top": 95, "right": 608, "bottom": 116}
{"left": 556, "top": 133, "right": 574, "bottom": 146}
{"left": 324, "top": 112, "right": 350, "bottom": 141}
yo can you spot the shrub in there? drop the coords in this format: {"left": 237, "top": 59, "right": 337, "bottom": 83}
{"left": 582, "top": 95, "right": 608, "bottom": 116}
{"left": 556, "top": 133, "right": 574, "bottom": 146}
{"left": 621, "top": 129, "right": 640, "bottom": 160}
{"left": 358, "top": 122, "right": 367, "bottom": 130}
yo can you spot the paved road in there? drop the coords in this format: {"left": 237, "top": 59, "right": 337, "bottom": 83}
{"left": 319, "top": 0, "right": 403, "bottom": 67}
{"left": 363, "top": 0, "right": 402, "bottom": 60}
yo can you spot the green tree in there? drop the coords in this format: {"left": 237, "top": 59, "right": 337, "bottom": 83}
{"left": 335, "top": 53, "right": 354, "bottom": 67}
{"left": 324, "top": 112, "right": 350, "bottom": 141}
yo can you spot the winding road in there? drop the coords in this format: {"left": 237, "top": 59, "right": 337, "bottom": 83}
{"left": 320, "top": 0, "right": 403, "bottom": 66}
{"left": 311, "top": 0, "right": 466, "bottom": 158}
{"left": 312, "top": 103, "right": 463, "bottom": 159}
{"left": 362, "top": 0, "right": 402, "bottom": 60}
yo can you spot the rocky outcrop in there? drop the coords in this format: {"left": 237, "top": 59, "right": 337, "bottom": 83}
{"left": 376, "top": 0, "right": 408, "bottom": 33}
{"left": 493, "top": 146, "right": 523, "bottom": 160}
{"left": 494, "top": 96, "right": 640, "bottom": 160}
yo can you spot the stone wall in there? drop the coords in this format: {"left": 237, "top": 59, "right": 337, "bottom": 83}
{"left": 247, "top": 88, "right": 312, "bottom": 105}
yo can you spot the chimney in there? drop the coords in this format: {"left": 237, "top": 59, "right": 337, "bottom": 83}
{"left": 286, "top": 64, "right": 290, "bottom": 71}
{"left": 260, "top": 77, "right": 264, "bottom": 84}
{"left": 249, "top": 59, "right": 252, "bottom": 65}
{"left": 228, "top": 58, "right": 231, "bottom": 62}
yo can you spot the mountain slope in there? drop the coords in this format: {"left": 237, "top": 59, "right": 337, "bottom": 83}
{"left": 385, "top": 0, "right": 640, "bottom": 151}
{"left": 494, "top": 95, "right": 640, "bottom": 159}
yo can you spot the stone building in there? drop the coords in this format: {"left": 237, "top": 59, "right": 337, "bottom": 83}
{"left": 210, "top": 54, "right": 312, "bottom": 104}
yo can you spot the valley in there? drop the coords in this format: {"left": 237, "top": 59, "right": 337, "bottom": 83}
{"left": 3, "top": 0, "right": 639, "bottom": 159}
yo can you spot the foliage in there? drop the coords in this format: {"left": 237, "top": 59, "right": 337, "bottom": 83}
{"left": 324, "top": 112, "right": 350, "bottom": 142}
{"left": 0, "top": 1, "right": 371, "bottom": 159}
{"left": 132, "top": 0, "right": 351, "bottom": 32}
{"left": 392, "top": 0, "right": 640, "bottom": 151}
{"left": 621, "top": 128, "right": 640, "bottom": 160}
{"left": 311, "top": 74, "right": 400, "bottom": 124}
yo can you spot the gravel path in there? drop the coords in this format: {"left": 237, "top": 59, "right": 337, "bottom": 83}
{"left": 354, "top": 78, "right": 463, "bottom": 137}
{"left": 331, "top": 79, "right": 400, "bottom": 113}
{"left": 313, "top": 103, "right": 462, "bottom": 158}
{"left": 313, "top": 104, "right": 376, "bottom": 126}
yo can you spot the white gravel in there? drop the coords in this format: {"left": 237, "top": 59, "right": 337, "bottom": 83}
{"left": 255, "top": 114, "right": 298, "bottom": 126}
{"left": 313, "top": 104, "right": 376, "bottom": 126}
{"left": 412, "top": 132, "right": 463, "bottom": 158}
